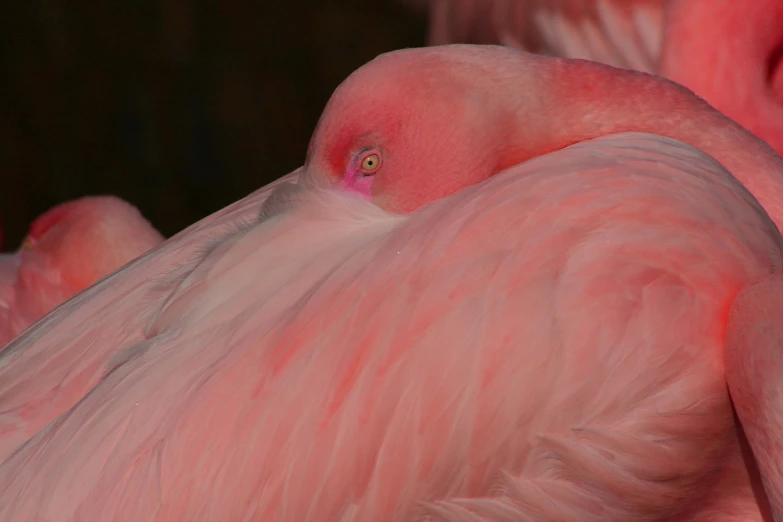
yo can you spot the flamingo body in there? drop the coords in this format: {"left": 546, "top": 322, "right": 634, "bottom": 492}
{"left": 0, "top": 134, "right": 778, "bottom": 520}
{"left": 726, "top": 276, "right": 783, "bottom": 522}
{"left": 0, "top": 197, "right": 163, "bottom": 347}
{"left": 0, "top": 46, "right": 782, "bottom": 520}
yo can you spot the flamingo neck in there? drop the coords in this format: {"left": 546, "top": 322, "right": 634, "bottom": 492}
{"left": 519, "top": 57, "right": 783, "bottom": 230}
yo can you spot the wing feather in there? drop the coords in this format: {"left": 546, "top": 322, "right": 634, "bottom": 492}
{"left": 0, "top": 138, "right": 778, "bottom": 520}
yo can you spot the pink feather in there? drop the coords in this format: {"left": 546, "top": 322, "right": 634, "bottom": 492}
{"left": 0, "top": 135, "right": 777, "bottom": 520}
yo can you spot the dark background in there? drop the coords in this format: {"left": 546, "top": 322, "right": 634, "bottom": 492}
{"left": 0, "top": 1, "right": 427, "bottom": 249}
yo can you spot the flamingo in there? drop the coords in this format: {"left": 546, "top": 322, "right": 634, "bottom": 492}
{"left": 407, "top": 0, "right": 783, "bottom": 155}
{"left": 0, "top": 45, "right": 781, "bottom": 520}
{"left": 0, "top": 196, "right": 164, "bottom": 347}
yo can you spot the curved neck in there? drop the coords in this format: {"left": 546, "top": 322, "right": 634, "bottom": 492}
{"left": 514, "top": 57, "right": 783, "bottom": 229}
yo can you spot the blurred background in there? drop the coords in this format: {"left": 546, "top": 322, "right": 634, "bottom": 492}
{"left": 0, "top": 1, "right": 426, "bottom": 249}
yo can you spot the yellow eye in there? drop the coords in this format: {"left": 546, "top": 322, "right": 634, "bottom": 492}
{"left": 360, "top": 153, "right": 381, "bottom": 174}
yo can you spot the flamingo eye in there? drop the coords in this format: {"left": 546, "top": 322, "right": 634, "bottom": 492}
{"left": 359, "top": 152, "right": 382, "bottom": 174}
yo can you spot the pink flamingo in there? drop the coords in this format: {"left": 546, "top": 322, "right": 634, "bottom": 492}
{"left": 0, "top": 45, "right": 781, "bottom": 520}
{"left": 0, "top": 196, "right": 164, "bottom": 347}
{"left": 408, "top": 0, "right": 783, "bottom": 155}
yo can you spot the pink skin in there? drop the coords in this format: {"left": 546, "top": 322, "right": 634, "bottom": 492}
{"left": 408, "top": 0, "right": 783, "bottom": 156}
{"left": 0, "top": 196, "right": 164, "bottom": 348}
{"left": 0, "top": 46, "right": 782, "bottom": 519}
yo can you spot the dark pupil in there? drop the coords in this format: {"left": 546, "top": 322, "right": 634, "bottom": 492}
{"left": 366, "top": 159, "right": 374, "bottom": 167}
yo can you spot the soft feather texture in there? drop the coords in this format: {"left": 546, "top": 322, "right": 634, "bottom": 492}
{"left": 0, "top": 134, "right": 779, "bottom": 520}
{"left": 407, "top": 0, "right": 783, "bottom": 157}
{"left": 0, "top": 171, "right": 300, "bottom": 464}
{"left": 407, "top": 0, "right": 664, "bottom": 73}
{"left": 304, "top": 44, "right": 783, "bottom": 225}
{"left": 725, "top": 276, "right": 783, "bottom": 521}
{"left": 0, "top": 197, "right": 164, "bottom": 348}
{"left": 660, "top": 0, "right": 783, "bottom": 156}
